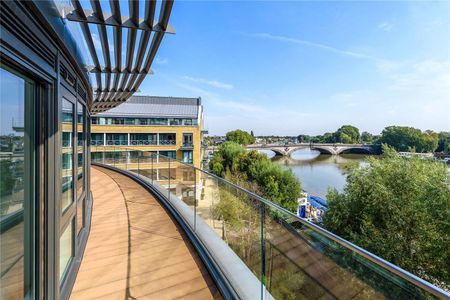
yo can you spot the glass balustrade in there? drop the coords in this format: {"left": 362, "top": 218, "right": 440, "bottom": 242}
{"left": 90, "top": 149, "right": 448, "bottom": 300}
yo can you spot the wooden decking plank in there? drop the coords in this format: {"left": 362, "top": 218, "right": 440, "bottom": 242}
{"left": 70, "top": 167, "right": 222, "bottom": 299}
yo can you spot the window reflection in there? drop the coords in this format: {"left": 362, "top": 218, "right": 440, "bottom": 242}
{"left": 59, "top": 221, "right": 73, "bottom": 281}
{"left": 0, "top": 67, "right": 35, "bottom": 299}
{"left": 76, "top": 102, "right": 84, "bottom": 199}
{"left": 62, "top": 99, "right": 74, "bottom": 212}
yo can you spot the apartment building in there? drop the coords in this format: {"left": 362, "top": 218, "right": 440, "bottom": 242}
{"left": 90, "top": 96, "right": 205, "bottom": 168}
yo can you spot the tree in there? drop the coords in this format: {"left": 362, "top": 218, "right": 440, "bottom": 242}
{"left": 379, "top": 126, "right": 438, "bottom": 152}
{"left": 209, "top": 142, "right": 301, "bottom": 212}
{"left": 297, "top": 134, "right": 311, "bottom": 143}
{"left": 335, "top": 125, "right": 360, "bottom": 143}
{"left": 436, "top": 132, "right": 450, "bottom": 153}
{"left": 322, "top": 132, "right": 335, "bottom": 143}
{"left": 225, "top": 129, "right": 256, "bottom": 145}
{"left": 323, "top": 146, "right": 450, "bottom": 286}
{"left": 360, "top": 131, "right": 374, "bottom": 144}
{"left": 250, "top": 130, "right": 254, "bottom": 137}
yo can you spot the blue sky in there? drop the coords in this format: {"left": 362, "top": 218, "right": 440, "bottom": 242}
{"left": 84, "top": 1, "right": 450, "bottom": 135}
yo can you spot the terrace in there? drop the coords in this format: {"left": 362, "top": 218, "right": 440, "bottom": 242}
{"left": 70, "top": 167, "right": 220, "bottom": 299}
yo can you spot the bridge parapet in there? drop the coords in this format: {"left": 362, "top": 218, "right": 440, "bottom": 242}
{"left": 246, "top": 143, "right": 379, "bottom": 156}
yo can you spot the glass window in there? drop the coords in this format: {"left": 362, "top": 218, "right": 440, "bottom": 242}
{"left": 113, "top": 118, "right": 124, "bottom": 125}
{"left": 61, "top": 98, "right": 74, "bottom": 212}
{"left": 183, "top": 150, "right": 193, "bottom": 164}
{"left": 77, "top": 198, "right": 84, "bottom": 236}
{"left": 98, "top": 117, "right": 112, "bottom": 125}
{"left": 183, "top": 133, "right": 193, "bottom": 146}
{"left": 138, "top": 118, "right": 148, "bottom": 125}
{"left": 59, "top": 221, "right": 73, "bottom": 281}
{"left": 76, "top": 102, "right": 85, "bottom": 200}
{"left": 160, "top": 151, "right": 177, "bottom": 159}
{"left": 124, "top": 118, "right": 135, "bottom": 125}
{"left": 159, "top": 133, "right": 176, "bottom": 145}
{"left": 169, "top": 118, "right": 182, "bottom": 125}
{"left": 106, "top": 133, "right": 128, "bottom": 145}
{"left": 0, "top": 66, "right": 35, "bottom": 299}
{"left": 150, "top": 118, "right": 168, "bottom": 125}
{"left": 130, "top": 133, "right": 157, "bottom": 145}
{"left": 91, "top": 133, "right": 104, "bottom": 146}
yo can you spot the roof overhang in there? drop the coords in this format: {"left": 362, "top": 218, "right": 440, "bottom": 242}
{"left": 60, "top": 0, "right": 175, "bottom": 114}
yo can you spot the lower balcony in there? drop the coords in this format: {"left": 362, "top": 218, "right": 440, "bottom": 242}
{"left": 70, "top": 166, "right": 222, "bottom": 299}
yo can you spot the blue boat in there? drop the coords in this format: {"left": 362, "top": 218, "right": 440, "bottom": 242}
{"left": 309, "top": 196, "right": 328, "bottom": 208}
{"left": 307, "top": 198, "right": 327, "bottom": 210}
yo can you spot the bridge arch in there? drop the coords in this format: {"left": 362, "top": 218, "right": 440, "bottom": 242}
{"left": 338, "top": 147, "right": 375, "bottom": 155}
{"left": 270, "top": 148, "right": 289, "bottom": 156}
{"left": 310, "top": 146, "right": 336, "bottom": 155}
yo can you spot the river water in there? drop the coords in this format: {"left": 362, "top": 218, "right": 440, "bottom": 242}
{"left": 259, "top": 149, "right": 370, "bottom": 199}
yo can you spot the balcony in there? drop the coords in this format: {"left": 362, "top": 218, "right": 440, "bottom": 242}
{"left": 106, "top": 140, "right": 128, "bottom": 146}
{"left": 70, "top": 166, "right": 222, "bottom": 299}
{"left": 130, "top": 140, "right": 158, "bottom": 146}
{"left": 180, "top": 142, "right": 194, "bottom": 150}
{"left": 86, "top": 151, "right": 448, "bottom": 300}
{"left": 158, "top": 140, "right": 176, "bottom": 146}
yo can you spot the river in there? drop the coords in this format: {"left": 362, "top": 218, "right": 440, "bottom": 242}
{"left": 259, "top": 148, "right": 371, "bottom": 199}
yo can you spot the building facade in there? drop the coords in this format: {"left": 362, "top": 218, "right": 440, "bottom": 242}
{"left": 0, "top": 1, "right": 92, "bottom": 299}
{"left": 0, "top": 0, "right": 174, "bottom": 299}
{"left": 90, "top": 96, "right": 205, "bottom": 169}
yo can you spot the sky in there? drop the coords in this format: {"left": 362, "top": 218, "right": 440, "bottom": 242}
{"left": 82, "top": 1, "right": 450, "bottom": 136}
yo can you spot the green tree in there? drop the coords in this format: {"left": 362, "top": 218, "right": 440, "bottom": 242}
{"left": 225, "top": 129, "right": 256, "bottom": 145}
{"left": 335, "top": 125, "right": 360, "bottom": 143}
{"left": 436, "top": 132, "right": 450, "bottom": 153}
{"left": 323, "top": 146, "right": 450, "bottom": 286}
{"left": 360, "top": 131, "right": 374, "bottom": 144}
{"left": 209, "top": 142, "right": 301, "bottom": 212}
{"left": 379, "top": 126, "right": 438, "bottom": 152}
{"left": 322, "top": 132, "right": 335, "bottom": 143}
{"left": 297, "top": 134, "right": 311, "bottom": 143}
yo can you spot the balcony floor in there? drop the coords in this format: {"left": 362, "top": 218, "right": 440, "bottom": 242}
{"left": 70, "top": 166, "right": 222, "bottom": 300}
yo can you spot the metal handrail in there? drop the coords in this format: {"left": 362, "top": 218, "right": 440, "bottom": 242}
{"left": 158, "top": 140, "right": 176, "bottom": 145}
{"left": 154, "top": 153, "right": 450, "bottom": 299}
{"left": 130, "top": 140, "right": 158, "bottom": 146}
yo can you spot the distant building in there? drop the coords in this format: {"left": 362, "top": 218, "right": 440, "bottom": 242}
{"left": 90, "top": 96, "right": 205, "bottom": 169}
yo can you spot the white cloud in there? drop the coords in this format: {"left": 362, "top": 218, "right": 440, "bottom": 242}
{"left": 183, "top": 76, "right": 233, "bottom": 90}
{"left": 245, "top": 32, "right": 378, "bottom": 60}
{"left": 91, "top": 33, "right": 114, "bottom": 54}
{"left": 155, "top": 57, "right": 168, "bottom": 64}
{"left": 378, "top": 22, "right": 394, "bottom": 32}
{"left": 378, "top": 59, "right": 450, "bottom": 90}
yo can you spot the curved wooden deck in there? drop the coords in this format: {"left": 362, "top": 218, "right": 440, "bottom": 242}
{"left": 70, "top": 166, "right": 222, "bottom": 300}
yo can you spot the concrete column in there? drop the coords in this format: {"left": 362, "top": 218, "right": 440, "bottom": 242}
{"left": 127, "top": 133, "right": 130, "bottom": 146}
{"left": 157, "top": 133, "right": 160, "bottom": 145}
{"left": 103, "top": 133, "right": 106, "bottom": 146}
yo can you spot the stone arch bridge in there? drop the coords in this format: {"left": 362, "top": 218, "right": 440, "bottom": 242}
{"left": 246, "top": 143, "right": 380, "bottom": 156}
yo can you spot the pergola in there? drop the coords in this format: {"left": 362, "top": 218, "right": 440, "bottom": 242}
{"left": 63, "top": 0, "right": 174, "bottom": 113}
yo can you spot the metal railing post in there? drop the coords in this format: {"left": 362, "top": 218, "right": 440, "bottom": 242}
{"left": 137, "top": 153, "right": 140, "bottom": 176}
{"left": 194, "top": 168, "right": 197, "bottom": 232}
{"left": 168, "top": 157, "right": 171, "bottom": 201}
{"left": 260, "top": 202, "right": 266, "bottom": 299}
{"left": 151, "top": 154, "right": 154, "bottom": 184}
